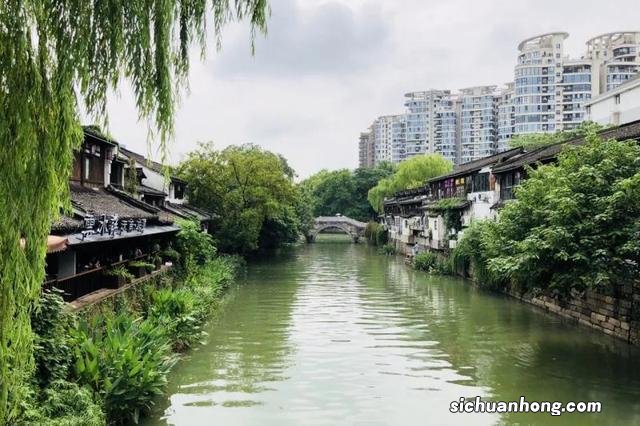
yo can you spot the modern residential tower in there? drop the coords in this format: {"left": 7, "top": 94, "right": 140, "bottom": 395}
{"left": 358, "top": 31, "right": 640, "bottom": 168}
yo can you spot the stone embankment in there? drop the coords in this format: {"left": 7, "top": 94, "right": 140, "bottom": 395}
{"left": 508, "top": 283, "right": 640, "bottom": 344}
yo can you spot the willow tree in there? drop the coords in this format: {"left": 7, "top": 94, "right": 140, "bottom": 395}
{"left": 0, "top": 0, "right": 268, "bottom": 421}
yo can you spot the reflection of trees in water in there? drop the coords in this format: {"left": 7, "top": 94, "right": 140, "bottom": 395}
{"left": 351, "top": 250, "right": 640, "bottom": 425}
{"left": 146, "top": 251, "right": 304, "bottom": 422}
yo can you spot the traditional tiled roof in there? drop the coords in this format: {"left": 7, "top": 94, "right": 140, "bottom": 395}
{"left": 427, "top": 147, "right": 524, "bottom": 183}
{"left": 138, "top": 184, "right": 167, "bottom": 197}
{"left": 492, "top": 119, "right": 640, "bottom": 174}
{"left": 163, "top": 202, "right": 212, "bottom": 222}
{"left": 120, "top": 147, "right": 185, "bottom": 183}
{"left": 70, "top": 183, "right": 155, "bottom": 220}
{"left": 51, "top": 215, "right": 84, "bottom": 233}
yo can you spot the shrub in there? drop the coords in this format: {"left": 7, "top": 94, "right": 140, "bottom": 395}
{"left": 129, "top": 260, "right": 155, "bottom": 272}
{"left": 378, "top": 244, "right": 396, "bottom": 255}
{"left": 364, "top": 221, "right": 389, "bottom": 246}
{"left": 412, "top": 252, "right": 437, "bottom": 272}
{"left": 72, "top": 314, "right": 175, "bottom": 424}
{"left": 105, "top": 265, "right": 135, "bottom": 283}
{"left": 452, "top": 220, "right": 502, "bottom": 289}
{"left": 161, "top": 247, "right": 180, "bottom": 263}
{"left": 176, "top": 220, "right": 216, "bottom": 274}
{"left": 20, "top": 381, "right": 105, "bottom": 426}
{"left": 149, "top": 288, "right": 203, "bottom": 351}
{"left": 30, "top": 289, "right": 73, "bottom": 388}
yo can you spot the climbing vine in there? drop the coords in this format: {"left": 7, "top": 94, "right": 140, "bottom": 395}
{"left": 433, "top": 197, "right": 466, "bottom": 234}
{"left": 0, "top": 1, "right": 268, "bottom": 422}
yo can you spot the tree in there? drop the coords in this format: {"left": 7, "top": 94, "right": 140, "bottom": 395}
{"left": 509, "top": 121, "right": 606, "bottom": 150}
{"left": 0, "top": 1, "right": 268, "bottom": 421}
{"left": 368, "top": 154, "right": 452, "bottom": 212}
{"left": 178, "top": 143, "right": 305, "bottom": 254}
{"left": 456, "top": 136, "right": 640, "bottom": 297}
{"left": 300, "top": 162, "right": 394, "bottom": 222}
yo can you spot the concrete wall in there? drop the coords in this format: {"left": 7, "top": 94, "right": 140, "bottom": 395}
{"left": 462, "top": 190, "right": 498, "bottom": 225}
{"left": 588, "top": 82, "right": 640, "bottom": 126}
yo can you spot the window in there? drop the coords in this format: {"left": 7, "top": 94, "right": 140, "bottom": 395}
{"left": 614, "top": 94, "right": 621, "bottom": 105}
{"left": 84, "top": 157, "right": 90, "bottom": 180}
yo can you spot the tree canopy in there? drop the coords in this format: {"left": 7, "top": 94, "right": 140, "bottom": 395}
{"left": 178, "top": 143, "right": 311, "bottom": 254}
{"left": 455, "top": 135, "right": 640, "bottom": 297}
{"left": 300, "top": 163, "right": 395, "bottom": 222}
{"left": 508, "top": 121, "right": 605, "bottom": 150}
{"left": 368, "top": 154, "right": 452, "bottom": 212}
{"left": 0, "top": 1, "right": 268, "bottom": 421}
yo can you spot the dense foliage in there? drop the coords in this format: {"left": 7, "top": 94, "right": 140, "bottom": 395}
{"left": 0, "top": 1, "right": 268, "bottom": 420}
{"left": 508, "top": 121, "right": 605, "bottom": 150}
{"left": 178, "top": 143, "right": 312, "bottom": 254}
{"left": 364, "top": 221, "right": 388, "bottom": 246}
{"left": 301, "top": 163, "right": 395, "bottom": 221}
{"left": 18, "top": 223, "right": 239, "bottom": 424}
{"left": 454, "top": 136, "right": 640, "bottom": 296}
{"left": 368, "top": 155, "right": 452, "bottom": 212}
{"left": 432, "top": 197, "right": 467, "bottom": 235}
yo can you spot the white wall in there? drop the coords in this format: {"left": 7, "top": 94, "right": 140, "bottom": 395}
{"left": 588, "top": 83, "right": 640, "bottom": 126}
{"left": 462, "top": 190, "right": 498, "bottom": 225}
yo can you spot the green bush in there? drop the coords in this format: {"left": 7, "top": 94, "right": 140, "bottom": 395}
{"left": 365, "top": 221, "right": 390, "bottom": 246}
{"left": 105, "top": 265, "right": 135, "bottom": 282}
{"left": 129, "top": 260, "right": 155, "bottom": 272}
{"left": 72, "top": 314, "right": 175, "bottom": 424}
{"left": 452, "top": 220, "right": 501, "bottom": 289}
{"left": 20, "top": 381, "right": 105, "bottom": 426}
{"left": 149, "top": 288, "right": 203, "bottom": 351}
{"left": 378, "top": 243, "right": 396, "bottom": 255}
{"left": 413, "top": 252, "right": 437, "bottom": 272}
{"left": 176, "top": 219, "right": 216, "bottom": 274}
{"left": 161, "top": 247, "right": 180, "bottom": 263}
{"left": 31, "top": 289, "right": 73, "bottom": 388}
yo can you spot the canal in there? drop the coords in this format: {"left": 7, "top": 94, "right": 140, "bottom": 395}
{"left": 146, "top": 236, "right": 640, "bottom": 425}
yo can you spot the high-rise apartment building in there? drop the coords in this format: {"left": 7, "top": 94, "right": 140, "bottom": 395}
{"left": 497, "top": 83, "right": 515, "bottom": 152}
{"left": 434, "top": 93, "right": 459, "bottom": 164}
{"left": 587, "top": 32, "right": 640, "bottom": 93}
{"left": 514, "top": 32, "right": 567, "bottom": 135}
{"left": 358, "top": 31, "right": 640, "bottom": 168}
{"left": 404, "top": 90, "right": 451, "bottom": 159}
{"left": 371, "top": 115, "right": 404, "bottom": 164}
{"left": 459, "top": 86, "right": 499, "bottom": 163}
{"left": 514, "top": 31, "right": 640, "bottom": 136}
{"left": 358, "top": 131, "right": 375, "bottom": 168}
{"left": 391, "top": 115, "right": 407, "bottom": 164}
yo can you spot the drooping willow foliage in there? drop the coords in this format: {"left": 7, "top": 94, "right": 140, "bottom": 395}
{"left": 0, "top": 0, "right": 268, "bottom": 422}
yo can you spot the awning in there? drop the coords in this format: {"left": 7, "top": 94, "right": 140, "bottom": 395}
{"left": 19, "top": 235, "right": 68, "bottom": 253}
{"left": 47, "top": 236, "right": 68, "bottom": 253}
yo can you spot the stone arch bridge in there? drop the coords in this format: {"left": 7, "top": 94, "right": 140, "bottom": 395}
{"left": 306, "top": 215, "right": 367, "bottom": 243}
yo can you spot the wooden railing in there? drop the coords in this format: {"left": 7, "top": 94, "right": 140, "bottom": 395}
{"left": 43, "top": 253, "right": 153, "bottom": 302}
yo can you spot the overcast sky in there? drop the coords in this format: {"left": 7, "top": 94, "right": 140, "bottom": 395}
{"left": 103, "top": 0, "right": 640, "bottom": 178}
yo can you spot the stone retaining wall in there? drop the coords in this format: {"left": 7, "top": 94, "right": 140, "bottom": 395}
{"left": 507, "top": 283, "right": 640, "bottom": 345}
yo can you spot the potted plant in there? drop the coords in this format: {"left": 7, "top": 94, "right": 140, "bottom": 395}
{"left": 128, "top": 260, "right": 155, "bottom": 278}
{"left": 105, "top": 265, "right": 135, "bottom": 288}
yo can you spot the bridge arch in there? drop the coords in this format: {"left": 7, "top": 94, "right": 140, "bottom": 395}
{"left": 306, "top": 216, "right": 366, "bottom": 243}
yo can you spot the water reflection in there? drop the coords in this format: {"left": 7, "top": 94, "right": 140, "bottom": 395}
{"left": 145, "top": 237, "right": 640, "bottom": 425}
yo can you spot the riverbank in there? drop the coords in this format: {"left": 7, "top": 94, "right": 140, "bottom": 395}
{"left": 408, "top": 249, "right": 640, "bottom": 345}
{"left": 18, "top": 227, "right": 240, "bottom": 425}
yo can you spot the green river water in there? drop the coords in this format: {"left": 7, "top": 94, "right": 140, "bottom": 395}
{"left": 145, "top": 236, "right": 640, "bottom": 425}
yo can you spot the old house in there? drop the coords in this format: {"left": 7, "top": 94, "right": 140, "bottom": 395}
{"left": 45, "top": 130, "right": 180, "bottom": 302}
